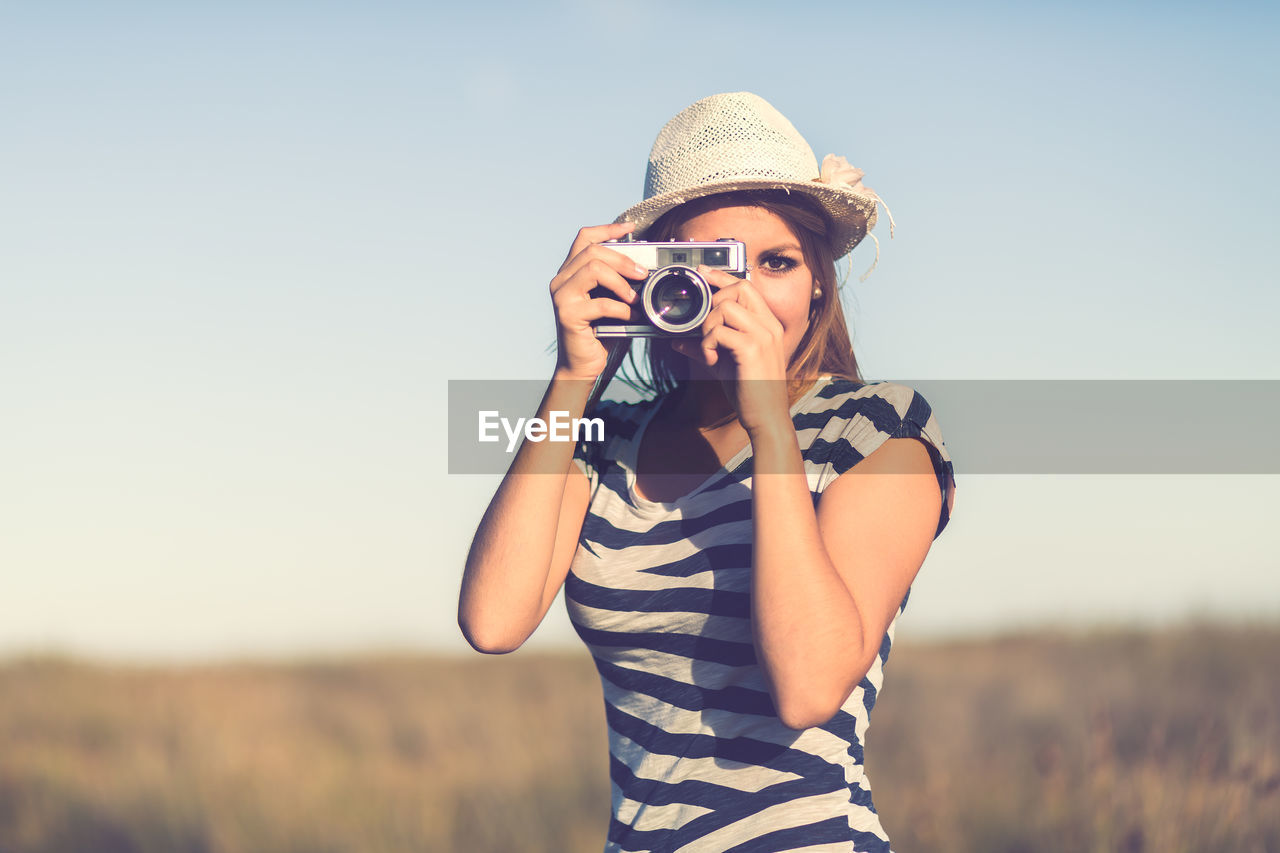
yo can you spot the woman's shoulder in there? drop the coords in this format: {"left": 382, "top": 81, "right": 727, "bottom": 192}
{"left": 801, "top": 377, "right": 939, "bottom": 427}
{"left": 802, "top": 377, "right": 955, "bottom": 533}
{"left": 799, "top": 375, "right": 952, "bottom": 471}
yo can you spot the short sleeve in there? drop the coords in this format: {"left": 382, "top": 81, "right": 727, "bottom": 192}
{"left": 806, "top": 381, "right": 955, "bottom": 538}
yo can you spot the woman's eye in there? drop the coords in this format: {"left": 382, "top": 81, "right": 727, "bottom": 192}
{"left": 757, "top": 254, "right": 799, "bottom": 274}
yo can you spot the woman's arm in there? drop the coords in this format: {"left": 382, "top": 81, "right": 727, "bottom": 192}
{"left": 686, "top": 270, "right": 944, "bottom": 729}
{"left": 457, "top": 371, "right": 594, "bottom": 653}
{"left": 749, "top": 431, "right": 941, "bottom": 729}
{"left": 457, "top": 223, "right": 643, "bottom": 653}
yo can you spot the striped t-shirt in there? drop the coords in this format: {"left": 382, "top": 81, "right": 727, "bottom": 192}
{"left": 568, "top": 377, "right": 954, "bottom": 853}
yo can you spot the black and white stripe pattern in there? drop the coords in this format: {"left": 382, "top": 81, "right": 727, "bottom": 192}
{"left": 569, "top": 378, "right": 953, "bottom": 853}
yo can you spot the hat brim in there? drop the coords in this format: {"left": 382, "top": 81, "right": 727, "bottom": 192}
{"left": 614, "top": 178, "right": 879, "bottom": 261}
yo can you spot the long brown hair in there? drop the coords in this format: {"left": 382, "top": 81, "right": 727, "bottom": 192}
{"left": 588, "top": 190, "right": 862, "bottom": 411}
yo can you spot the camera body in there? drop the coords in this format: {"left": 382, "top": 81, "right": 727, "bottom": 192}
{"left": 592, "top": 239, "right": 748, "bottom": 338}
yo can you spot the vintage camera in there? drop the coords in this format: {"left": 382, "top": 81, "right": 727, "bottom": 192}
{"left": 592, "top": 240, "right": 747, "bottom": 337}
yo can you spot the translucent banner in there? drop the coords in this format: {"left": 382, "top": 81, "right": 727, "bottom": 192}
{"left": 447, "top": 380, "right": 1280, "bottom": 475}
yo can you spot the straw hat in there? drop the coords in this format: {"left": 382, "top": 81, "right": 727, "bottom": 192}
{"left": 616, "top": 92, "right": 887, "bottom": 260}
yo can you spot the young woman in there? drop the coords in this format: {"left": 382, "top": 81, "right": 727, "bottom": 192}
{"left": 459, "top": 92, "right": 955, "bottom": 853}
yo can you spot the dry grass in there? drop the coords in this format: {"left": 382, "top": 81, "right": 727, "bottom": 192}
{"left": 870, "top": 625, "right": 1280, "bottom": 853}
{"left": 0, "top": 625, "right": 1276, "bottom": 852}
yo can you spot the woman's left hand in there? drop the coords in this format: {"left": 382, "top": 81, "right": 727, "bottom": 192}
{"left": 671, "top": 267, "right": 793, "bottom": 436}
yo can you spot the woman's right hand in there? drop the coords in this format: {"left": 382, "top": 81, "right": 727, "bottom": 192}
{"left": 549, "top": 222, "right": 647, "bottom": 381}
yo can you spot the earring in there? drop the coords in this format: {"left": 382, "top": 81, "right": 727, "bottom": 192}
{"left": 812, "top": 284, "right": 823, "bottom": 300}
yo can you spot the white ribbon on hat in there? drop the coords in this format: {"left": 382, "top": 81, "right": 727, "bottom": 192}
{"left": 816, "top": 154, "right": 896, "bottom": 281}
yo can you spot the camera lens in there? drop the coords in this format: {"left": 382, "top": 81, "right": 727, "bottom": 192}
{"left": 642, "top": 267, "right": 711, "bottom": 334}
{"left": 653, "top": 276, "right": 698, "bottom": 322}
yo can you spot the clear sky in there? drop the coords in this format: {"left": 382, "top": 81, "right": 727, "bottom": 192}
{"left": 2, "top": 1, "right": 1277, "bottom": 660}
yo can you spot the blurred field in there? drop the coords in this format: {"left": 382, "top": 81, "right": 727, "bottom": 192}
{"left": 0, "top": 624, "right": 1277, "bottom": 853}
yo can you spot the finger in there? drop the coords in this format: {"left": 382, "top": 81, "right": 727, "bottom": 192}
{"left": 700, "top": 324, "right": 750, "bottom": 367}
{"left": 701, "top": 267, "right": 775, "bottom": 321}
{"left": 559, "top": 290, "right": 636, "bottom": 325}
{"left": 701, "top": 332, "right": 718, "bottom": 367}
{"left": 698, "top": 265, "right": 749, "bottom": 291}
{"left": 554, "top": 258, "right": 640, "bottom": 306}
{"left": 554, "top": 247, "right": 648, "bottom": 299}
{"left": 702, "top": 295, "right": 768, "bottom": 336}
{"left": 557, "top": 295, "right": 633, "bottom": 338}
{"left": 583, "top": 258, "right": 643, "bottom": 305}
{"left": 584, "top": 295, "right": 636, "bottom": 323}
{"left": 717, "top": 299, "right": 769, "bottom": 335}
{"left": 564, "top": 221, "right": 637, "bottom": 265}
{"left": 717, "top": 302, "right": 784, "bottom": 356}
{"left": 721, "top": 290, "right": 783, "bottom": 339}
{"left": 709, "top": 281, "right": 782, "bottom": 340}
{"left": 724, "top": 279, "right": 771, "bottom": 316}
{"left": 711, "top": 281, "right": 744, "bottom": 308}
{"left": 700, "top": 300, "right": 726, "bottom": 338}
